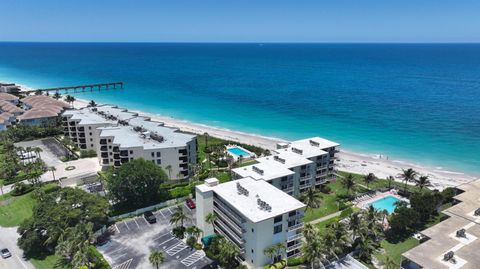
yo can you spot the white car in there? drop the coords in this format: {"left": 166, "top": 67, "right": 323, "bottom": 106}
{"left": 0, "top": 248, "right": 11, "bottom": 259}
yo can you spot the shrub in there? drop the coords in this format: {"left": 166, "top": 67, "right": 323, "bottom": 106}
{"left": 169, "top": 185, "right": 192, "bottom": 199}
{"left": 172, "top": 226, "right": 186, "bottom": 239}
{"left": 287, "top": 256, "right": 305, "bottom": 266}
{"left": 87, "top": 245, "right": 111, "bottom": 269}
{"left": 340, "top": 207, "right": 354, "bottom": 218}
{"left": 11, "top": 182, "right": 33, "bottom": 196}
{"left": 80, "top": 149, "right": 97, "bottom": 158}
{"left": 194, "top": 243, "right": 203, "bottom": 250}
{"left": 186, "top": 236, "right": 197, "bottom": 247}
{"left": 320, "top": 185, "right": 331, "bottom": 194}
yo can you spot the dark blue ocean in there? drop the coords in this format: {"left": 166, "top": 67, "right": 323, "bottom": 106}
{"left": 0, "top": 43, "right": 479, "bottom": 174}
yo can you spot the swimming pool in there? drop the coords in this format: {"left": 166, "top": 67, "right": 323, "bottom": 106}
{"left": 227, "top": 147, "right": 250, "bottom": 157}
{"left": 369, "top": 195, "right": 401, "bottom": 214}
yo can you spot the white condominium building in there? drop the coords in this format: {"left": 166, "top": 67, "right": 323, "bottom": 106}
{"left": 62, "top": 105, "right": 197, "bottom": 179}
{"left": 232, "top": 137, "right": 339, "bottom": 197}
{"left": 196, "top": 177, "right": 306, "bottom": 268}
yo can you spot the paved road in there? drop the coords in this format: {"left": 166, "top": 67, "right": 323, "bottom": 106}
{"left": 0, "top": 227, "right": 35, "bottom": 269}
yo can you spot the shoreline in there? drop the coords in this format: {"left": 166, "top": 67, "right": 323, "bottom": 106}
{"left": 70, "top": 97, "right": 478, "bottom": 190}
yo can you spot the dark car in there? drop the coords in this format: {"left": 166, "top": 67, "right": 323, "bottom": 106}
{"left": 1, "top": 248, "right": 11, "bottom": 259}
{"left": 186, "top": 198, "right": 196, "bottom": 209}
{"left": 143, "top": 211, "right": 156, "bottom": 224}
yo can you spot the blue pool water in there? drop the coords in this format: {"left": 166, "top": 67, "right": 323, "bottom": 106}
{"left": 227, "top": 147, "right": 250, "bottom": 157}
{"left": 0, "top": 43, "right": 479, "bottom": 175}
{"left": 369, "top": 196, "right": 401, "bottom": 214}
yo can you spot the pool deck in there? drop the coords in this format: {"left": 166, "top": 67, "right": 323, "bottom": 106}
{"left": 354, "top": 190, "right": 405, "bottom": 210}
{"left": 225, "top": 144, "right": 256, "bottom": 160}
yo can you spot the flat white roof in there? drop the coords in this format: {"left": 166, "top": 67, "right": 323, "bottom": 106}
{"left": 199, "top": 177, "right": 305, "bottom": 223}
{"left": 290, "top": 137, "right": 339, "bottom": 151}
{"left": 95, "top": 105, "right": 138, "bottom": 121}
{"left": 267, "top": 149, "right": 313, "bottom": 168}
{"left": 63, "top": 109, "right": 111, "bottom": 125}
{"left": 232, "top": 161, "right": 294, "bottom": 181}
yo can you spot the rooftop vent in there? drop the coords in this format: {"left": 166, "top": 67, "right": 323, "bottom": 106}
{"left": 236, "top": 182, "right": 249, "bottom": 196}
{"left": 474, "top": 208, "right": 480, "bottom": 216}
{"left": 443, "top": 251, "right": 454, "bottom": 261}
{"left": 133, "top": 126, "right": 147, "bottom": 133}
{"left": 456, "top": 228, "right": 466, "bottom": 238}
{"left": 252, "top": 166, "right": 264, "bottom": 175}
{"left": 309, "top": 140, "right": 320, "bottom": 147}
{"left": 257, "top": 198, "right": 272, "bottom": 212}
{"left": 276, "top": 142, "right": 289, "bottom": 149}
{"left": 92, "top": 108, "right": 98, "bottom": 112}
{"left": 118, "top": 120, "right": 129, "bottom": 126}
{"left": 140, "top": 131, "right": 150, "bottom": 139}
{"left": 274, "top": 155, "right": 286, "bottom": 164}
{"left": 292, "top": 147, "right": 303, "bottom": 155}
{"left": 150, "top": 132, "right": 164, "bottom": 143}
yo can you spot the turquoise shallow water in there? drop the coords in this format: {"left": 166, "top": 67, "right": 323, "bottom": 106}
{"left": 0, "top": 43, "right": 479, "bottom": 175}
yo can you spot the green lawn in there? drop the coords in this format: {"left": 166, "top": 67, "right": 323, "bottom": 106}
{"left": 303, "top": 193, "right": 340, "bottom": 222}
{"left": 30, "top": 255, "right": 66, "bottom": 269}
{"left": 0, "top": 192, "right": 37, "bottom": 227}
{"left": 0, "top": 183, "right": 59, "bottom": 227}
{"left": 375, "top": 237, "right": 419, "bottom": 266}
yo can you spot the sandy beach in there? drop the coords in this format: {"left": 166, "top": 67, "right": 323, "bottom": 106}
{"left": 70, "top": 98, "right": 477, "bottom": 190}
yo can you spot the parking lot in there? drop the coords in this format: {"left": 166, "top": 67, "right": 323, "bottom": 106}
{"left": 98, "top": 204, "right": 213, "bottom": 269}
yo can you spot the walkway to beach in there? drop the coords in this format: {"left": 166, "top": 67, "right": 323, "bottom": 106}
{"left": 308, "top": 211, "right": 342, "bottom": 225}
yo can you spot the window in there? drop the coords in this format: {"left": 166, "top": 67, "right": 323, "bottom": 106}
{"left": 156, "top": 159, "right": 161, "bottom": 165}
{"left": 151, "top": 152, "right": 154, "bottom": 157}
{"left": 88, "top": 126, "right": 92, "bottom": 130}
{"left": 108, "top": 139, "right": 111, "bottom": 143}
{"left": 251, "top": 228, "right": 254, "bottom": 233}
{"left": 273, "top": 225, "right": 282, "bottom": 234}
{"left": 89, "top": 132, "right": 92, "bottom": 136}
{"left": 90, "top": 138, "right": 93, "bottom": 141}
{"left": 90, "top": 144, "right": 93, "bottom": 147}
{"left": 274, "top": 216, "right": 282, "bottom": 223}
{"left": 251, "top": 249, "right": 254, "bottom": 253}
{"left": 156, "top": 152, "right": 161, "bottom": 157}
{"left": 289, "top": 211, "right": 297, "bottom": 217}
{"left": 129, "top": 150, "right": 133, "bottom": 154}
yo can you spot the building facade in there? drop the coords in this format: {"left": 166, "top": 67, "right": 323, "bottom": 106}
{"left": 196, "top": 177, "right": 305, "bottom": 268}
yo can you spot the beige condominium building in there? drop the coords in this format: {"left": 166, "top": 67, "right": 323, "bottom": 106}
{"left": 232, "top": 137, "right": 339, "bottom": 197}
{"left": 196, "top": 177, "right": 306, "bottom": 268}
{"left": 62, "top": 105, "right": 197, "bottom": 179}
{"left": 402, "top": 179, "right": 480, "bottom": 269}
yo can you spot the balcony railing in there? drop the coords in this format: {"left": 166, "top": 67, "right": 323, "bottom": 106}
{"left": 213, "top": 206, "right": 245, "bottom": 235}
{"left": 299, "top": 184, "right": 312, "bottom": 190}
{"left": 288, "top": 212, "right": 304, "bottom": 221}
{"left": 288, "top": 223, "right": 304, "bottom": 232}
{"left": 100, "top": 146, "right": 108, "bottom": 151}
{"left": 214, "top": 222, "right": 244, "bottom": 245}
{"left": 287, "top": 233, "right": 303, "bottom": 242}
{"left": 213, "top": 197, "right": 245, "bottom": 224}
{"left": 287, "top": 242, "right": 303, "bottom": 252}
{"left": 282, "top": 186, "right": 294, "bottom": 193}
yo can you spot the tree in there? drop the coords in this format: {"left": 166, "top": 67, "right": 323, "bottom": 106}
{"left": 105, "top": 159, "right": 167, "bottom": 209}
{"left": 303, "top": 237, "right": 327, "bottom": 269}
{"left": 53, "top": 92, "right": 62, "bottom": 100}
{"left": 399, "top": 168, "right": 418, "bottom": 194}
{"left": 356, "top": 238, "right": 376, "bottom": 263}
{"left": 217, "top": 238, "right": 240, "bottom": 268}
{"left": 49, "top": 166, "right": 57, "bottom": 182}
{"left": 88, "top": 100, "right": 97, "bottom": 107}
{"left": 34, "top": 147, "right": 43, "bottom": 161}
{"left": 301, "top": 187, "right": 322, "bottom": 211}
{"left": 410, "top": 191, "right": 443, "bottom": 223}
{"left": 56, "top": 222, "right": 95, "bottom": 268}
{"left": 363, "top": 173, "right": 376, "bottom": 188}
{"left": 264, "top": 243, "right": 286, "bottom": 264}
{"left": 386, "top": 175, "right": 395, "bottom": 189}
{"left": 384, "top": 256, "right": 398, "bottom": 269}
{"left": 205, "top": 212, "right": 217, "bottom": 225}
{"left": 65, "top": 95, "right": 76, "bottom": 107}
{"left": 341, "top": 173, "right": 355, "bottom": 194}
{"left": 169, "top": 205, "right": 190, "bottom": 227}
{"left": 149, "top": 250, "right": 165, "bottom": 269}
{"left": 416, "top": 175, "right": 431, "bottom": 191}
{"left": 186, "top": 225, "right": 202, "bottom": 244}
{"left": 348, "top": 212, "right": 363, "bottom": 240}
{"left": 389, "top": 206, "right": 420, "bottom": 236}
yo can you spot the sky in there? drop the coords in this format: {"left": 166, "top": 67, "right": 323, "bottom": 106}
{"left": 1, "top": 0, "right": 479, "bottom": 42}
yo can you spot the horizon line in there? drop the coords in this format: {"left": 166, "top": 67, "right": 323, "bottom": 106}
{"left": 1, "top": 41, "right": 480, "bottom": 45}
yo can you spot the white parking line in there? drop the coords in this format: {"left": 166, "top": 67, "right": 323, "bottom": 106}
{"left": 158, "top": 237, "right": 176, "bottom": 246}
{"left": 166, "top": 242, "right": 187, "bottom": 256}
{"left": 168, "top": 207, "right": 173, "bottom": 214}
{"left": 181, "top": 251, "right": 206, "bottom": 267}
{"left": 158, "top": 210, "right": 165, "bottom": 218}
{"left": 154, "top": 231, "right": 173, "bottom": 240}
{"left": 14, "top": 254, "right": 28, "bottom": 269}
{"left": 133, "top": 218, "right": 140, "bottom": 229}
{"left": 123, "top": 221, "right": 130, "bottom": 230}
{"left": 141, "top": 217, "right": 150, "bottom": 225}
{"left": 114, "top": 224, "right": 121, "bottom": 233}
{"left": 108, "top": 246, "right": 128, "bottom": 255}
{"left": 113, "top": 258, "right": 133, "bottom": 269}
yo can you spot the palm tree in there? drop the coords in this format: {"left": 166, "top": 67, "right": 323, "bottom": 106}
{"left": 186, "top": 225, "right": 203, "bottom": 243}
{"left": 88, "top": 100, "right": 97, "bottom": 107}
{"left": 218, "top": 238, "right": 241, "bottom": 268}
{"left": 49, "top": 166, "right": 57, "bottom": 182}
{"left": 149, "top": 250, "right": 165, "bottom": 269}
{"left": 348, "top": 212, "right": 363, "bottom": 240}
{"left": 205, "top": 212, "right": 217, "bottom": 226}
{"left": 387, "top": 175, "right": 395, "bottom": 189}
{"left": 169, "top": 205, "right": 190, "bottom": 227}
{"left": 399, "top": 168, "right": 418, "bottom": 194}
{"left": 65, "top": 95, "right": 76, "bottom": 107}
{"left": 53, "top": 92, "right": 62, "bottom": 100}
{"left": 341, "top": 173, "right": 355, "bottom": 194}
{"left": 330, "top": 221, "right": 350, "bottom": 252}
{"left": 34, "top": 147, "right": 43, "bottom": 161}
{"left": 165, "top": 165, "right": 172, "bottom": 178}
{"left": 384, "top": 256, "right": 398, "bottom": 269}
{"left": 356, "top": 237, "right": 376, "bottom": 263}
{"left": 303, "top": 237, "right": 326, "bottom": 269}
{"left": 363, "top": 173, "right": 376, "bottom": 188}
{"left": 303, "top": 223, "right": 319, "bottom": 242}
{"left": 263, "top": 245, "right": 276, "bottom": 265}
{"left": 416, "top": 175, "right": 431, "bottom": 191}
{"left": 301, "top": 187, "right": 322, "bottom": 211}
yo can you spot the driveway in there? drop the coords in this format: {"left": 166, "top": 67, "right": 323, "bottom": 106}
{"left": 0, "top": 227, "right": 35, "bottom": 269}
{"left": 98, "top": 204, "right": 213, "bottom": 269}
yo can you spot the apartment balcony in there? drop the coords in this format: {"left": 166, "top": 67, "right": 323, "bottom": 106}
{"left": 178, "top": 149, "right": 187, "bottom": 156}
{"left": 79, "top": 144, "right": 86, "bottom": 149}
{"left": 288, "top": 212, "right": 304, "bottom": 221}
{"left": 78, "top": 133, "right": 85, "bottom": 138}
{"left": 120, "top": 150, "right": 128, "bottom": 157}
{"left": 178, "top": 156, "right": 188, "bottom": 163}
{"left": 100, "top": 146, "right": 108, "bottom": 152}
{"left": 101, "top": 152, "right": 108, "bottom": 158}
{"left": 213, "top": 197, "right": 245, "bottom": 225}
{"left": 72, "top": 138, "right": 78, "bottom": 142}
{"left": 287, "top": 241, "right": 303, "bottom": 252}
{"left": 102, "top": 159, "right": 109, "bottom": 165}
{"left": 69, "top": 121, "right": 76, "bottom": 126}
{"left": 288, "top": 223, "right": 304, "bottom": 232}
{"left": 113, "top": 154, "right": 120, "bottom": 159}
{"left": 315, "top": 178, "right": 327, "bottom": 185}
{"left": 63, "top": 127, "right": 69, "bottom": 132}
{"left": 287, "top": 233, "right": 303, "bottom": 242}
{"left": 299, "top": 184, "right": 312, "bottom": 190}
{"left": 113, "top": 147, "right": 119, "bottom": 152}
{"left": 78, "top": 127, "right": 84, "bottom": 132}
{"left": 71, "top": 132, "right": 77, "bottom": 137}
{"left": 62, "top": 117, "right": 68, "bottom": 122}
{"left": 121, "top": 158, "right": 129, "bottom": 164}
{"left": 213, "top": 206, "right": 245, "bottom": 235}
{"left": 114, "top": 161, "right": 121, "bottom": 167}
{"left": 214, "top": 222, "right": 244, "bottom": 246}
{"left": 179, "top": 163, "right": 188, "bottom": 170}
{"left": 79, "top": 138, "right": 86, "bottom": 144}
{"left": 99, "top": 139, "right": 107, "bottom": 145}
{"left": 282, "top": 186, "right": 294, "bottom": 193}
{"left": 287, "top": 252, "right": 302, "bottom": 259}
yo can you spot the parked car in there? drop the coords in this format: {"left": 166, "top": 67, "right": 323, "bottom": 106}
{"left": 1, "top": 248, "right": 11, "bottom": 259}
{"left": 143, "top": 211, "right": 156, "bottom": 224}
{"left": 186, "top": 198, "right": 196, "bottom": 209}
